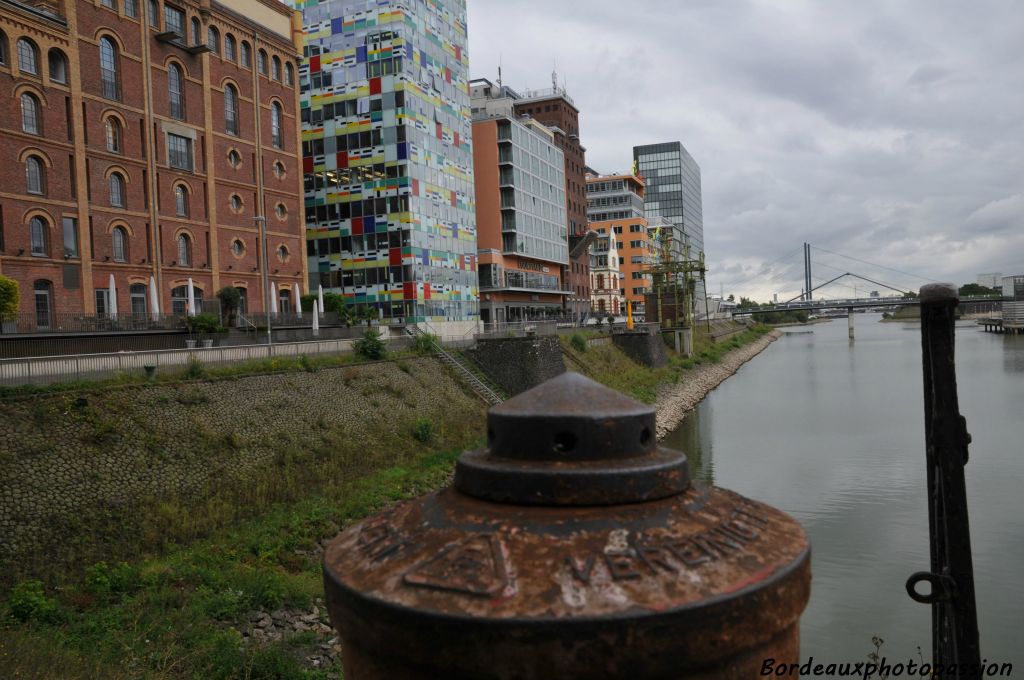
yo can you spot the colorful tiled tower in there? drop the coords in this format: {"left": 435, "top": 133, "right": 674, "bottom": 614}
{"left": 295, "top": 0, "right": 478, "bottom": 331}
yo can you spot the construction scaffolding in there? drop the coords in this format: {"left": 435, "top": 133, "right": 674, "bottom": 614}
{"left": 643, "top": 226, "right": 708, "bottom": 331}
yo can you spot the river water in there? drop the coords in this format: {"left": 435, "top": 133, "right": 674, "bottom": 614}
{"left": 663, "top": 314, "right": 1024, "bottom": 667}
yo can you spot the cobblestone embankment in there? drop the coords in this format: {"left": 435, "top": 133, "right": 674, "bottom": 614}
{"left": 655, "top": 330, "right": 782, "bottom": 439}
{"left": 0, "top": 357, "right": 484, "bottom": 569}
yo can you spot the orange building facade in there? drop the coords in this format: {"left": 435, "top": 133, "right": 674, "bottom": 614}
{"left": 586, "top": 172, "right": 654, "bottom": 318}
{"left": 473, "top": 111, "right": 569, "bottom": 324}
{"left": 0, "top": 0, "right": 304, "bottom": 329}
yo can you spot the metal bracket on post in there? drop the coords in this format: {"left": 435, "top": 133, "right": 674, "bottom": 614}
{"left": 911, "top": 283, "right": 980, "bottom": 675}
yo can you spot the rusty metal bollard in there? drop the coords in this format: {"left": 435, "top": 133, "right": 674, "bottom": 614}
{"left": 323, "top": 373, "right": 811, "bottom": 679}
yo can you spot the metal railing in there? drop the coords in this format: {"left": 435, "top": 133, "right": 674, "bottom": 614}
{"left": 0, "top": 335, "right": 408, "bottom": 387}
{"left": 1, "top": 312, "right": 187, "bottom": 335}
{"left": 405, "top": 325, "right": 502, "bottom": 405}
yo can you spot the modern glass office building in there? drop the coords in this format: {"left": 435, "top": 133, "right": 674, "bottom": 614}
{"left": 295, "top": 0, "right": 478, "bottom": 327}
{"left": 633, "top": 141, "right": 705, "bottom": 305}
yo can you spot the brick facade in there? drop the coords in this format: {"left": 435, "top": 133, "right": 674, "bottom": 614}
{"left": 0, "top": 0, "right": 304, "bottom": 326}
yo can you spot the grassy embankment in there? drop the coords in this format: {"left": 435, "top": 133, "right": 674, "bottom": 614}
{"left": 0, "top": 447, "right": 465, "bottom": 679}
{"left": 0, "top": 343, "right": 484, "bottom": 679}
{"left": 562, "top": 323, "right": 772, "bottom": 403}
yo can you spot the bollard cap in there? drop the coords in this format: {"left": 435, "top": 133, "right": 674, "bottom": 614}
{"left": 454, "top": 372, "right": 690, "bottom": 506}
{"left": 322, "top": 373, "right": 812, "bottom": 679}
{"left": 920, "top": 282, "right": 958, "bottom": 305}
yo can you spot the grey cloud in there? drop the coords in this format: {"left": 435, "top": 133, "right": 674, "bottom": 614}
{"left": 468, "top": 0, "right": 1024, "bottom": 298}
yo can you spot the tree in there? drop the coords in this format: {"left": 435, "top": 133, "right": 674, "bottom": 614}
{"left": 727, "top": 294, "right": 735, "bottom": 302}
{"left": 358, "top": 305, "right": 378, "bottom": 328}
{"left": 216, "top": 286, "right": 241, "bottom": 326}
{"left": 737, "top": 297, "right": 761, "bottom": 309}
{"left": 958, "top": 283, "right": 999, "bottom": 297}
{"left": 0, "top": 275, "right": 19, "bottom": 320}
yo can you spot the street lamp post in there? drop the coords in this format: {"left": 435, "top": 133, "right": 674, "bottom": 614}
{"left": 254, "top": 216, "right": 272, "bottom": 348}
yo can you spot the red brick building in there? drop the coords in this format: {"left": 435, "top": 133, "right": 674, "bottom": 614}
{"left": 0, "top": 0, "right": 303, "bottom": 329}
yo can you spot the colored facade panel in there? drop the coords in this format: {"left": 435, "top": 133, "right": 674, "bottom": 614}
{"left": 296, "top": 0, "right": 477, "bottom": 324}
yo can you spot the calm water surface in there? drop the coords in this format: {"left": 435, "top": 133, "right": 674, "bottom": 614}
{"left": 663, "top": 314, "right": 1024, "bottom": 665}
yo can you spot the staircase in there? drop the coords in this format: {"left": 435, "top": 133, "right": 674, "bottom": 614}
{"left": 405, "top": 325, "right": 504, "bottom": 406}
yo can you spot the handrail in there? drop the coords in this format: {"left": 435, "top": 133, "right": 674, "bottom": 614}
{"left": 405, "top": 325, "right": 502, "bottom": 405}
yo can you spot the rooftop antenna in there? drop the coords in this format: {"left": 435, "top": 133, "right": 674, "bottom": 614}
{"left": 497, "top": 54, "right": 503, "bottom": 88}
{"left": 552, "top": 59, "right": 558, "bottom": 91}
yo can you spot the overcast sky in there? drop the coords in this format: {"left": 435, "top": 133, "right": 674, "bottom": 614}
{"left": 467, "top": 0, "right": 1024, "bottom": 300}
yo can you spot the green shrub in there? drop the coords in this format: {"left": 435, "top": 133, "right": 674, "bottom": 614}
{"left": 412, "top": 417, "right": 434, "bottom": 444}
{"left": 184, "top": 356, "right": 206, "bottom": 380}
{"left": 298, "top": 354, "right": 316, "bottom": 373}
{"left": 413, "top": 333, "right": 439, "bottom": 354}
{"left": 84, "top": 561, "right": 139, "bottom": 601}
{"left": 0, "top": 274, "right": 19, "bottom": 318}
{"left": 569, "top": 333, "right": 587, "bottom": 353}
{"left": 6, "top": 580, "right": 63, "bottom": 624}
{"left": 186, "top": 313, "right": 224, "bottom": 334}
{"left": 354, "top": 329, "right": 387, "bottom": 360}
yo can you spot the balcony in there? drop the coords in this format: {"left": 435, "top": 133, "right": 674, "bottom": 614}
{"left": 499, "top": 188, "right": 516, "bottom": 210}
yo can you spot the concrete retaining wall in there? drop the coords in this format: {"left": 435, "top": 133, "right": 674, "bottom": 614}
{"left": 466, "top": 335, "right": 565, "bottom": 396}
{"left": 612, "top": 330, "right": 669, "bottom": 368}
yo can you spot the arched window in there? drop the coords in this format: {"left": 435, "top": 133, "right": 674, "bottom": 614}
{"left": 21, "top": 93, "right": 41, "bottom": 134}
{"left": 34, "top": 280, "right": 53, "bottom": 329}
{"left": 174, "top": 184, "right": 188, "bottom": 217}
{"left": 284, "top": 62, "right": 294, "bottom": 86}
{"left": 105, "top": 117, "right": 122, "bottom": 153}
{"left": 109, "top": 173, "right": 126, "bottom": 207}
{"left": 112, "top": 226, "right": 128, "bottom": 262}
{"left": 278, "top": 288, "right": 291, "bottom": 314}
{"left": 191, "top": 17, "right": 201, "bottom": 45}
{"left": 257, "top": 49, "right": 267, "bottom": 75}
{"left": 25, "top": 156, "right": 44, "bottom": 195}
{"left": 171, "top": 284, "right": 202, "bottom": 314}
{"left": 207, "top": 26, "right": 219, "bottom": 53}
{"left": 271, "top": 55, "right": 281, "bottom": 81}
{"left": 176, "top": 233, "right": 191, "bottom": 266}
{"left": 240, "top": 41, "right": 251, "bottom": 68}
{"left": 224, "top": 34, "right": 236, "bottom": 61}
{"left": 130, "top": 283, "right": 147, "bottom": 316}
{"left": 17, "top": 38, "right": 38, "bottom": 75}
{"left": 101, "top": 0, "right": 118, "bottom": 10}
{"left": 224, "top": 84, "right": 239, "bottom": 135}
{"left": 168, "top": 63, "right": 185, "bottom": 119}
{"left": 48, "top": 49, "right": 68, "bottom": 84}
{"left": 0, "top": 30, "right": 8, "bottom": 66}
{"left": 30, "top": 216, "right": 48, "bottom": 256}
{"left": 270, "top": 101, "right": 282, "bottom": 149}
{"left": 99, "top": 37, "right": 119, "bottom": 99}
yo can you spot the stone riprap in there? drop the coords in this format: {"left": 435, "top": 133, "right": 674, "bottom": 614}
{"left": 655, "top": 330, "right": 782, "bottom": 439}
{"left": 0, "top": 357, "right": 484, "bottom": 570}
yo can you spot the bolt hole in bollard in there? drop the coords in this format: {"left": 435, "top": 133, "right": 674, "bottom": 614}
{"left": 322, "top": 373, "right": 811, "bottom": 679}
